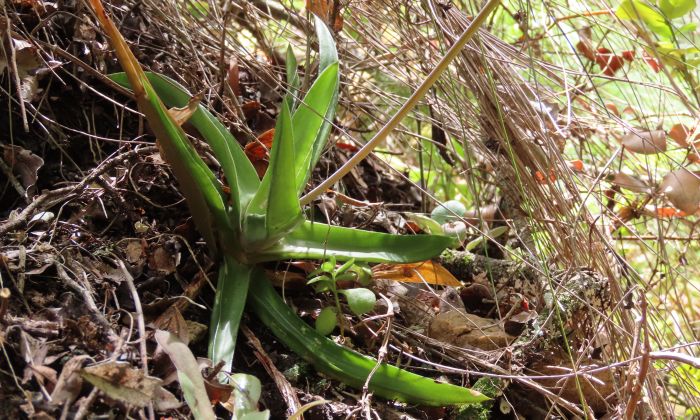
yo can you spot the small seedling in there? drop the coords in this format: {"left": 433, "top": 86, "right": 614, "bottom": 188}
{"left": 308, "top": 256, "right": 377, "bottom": 335}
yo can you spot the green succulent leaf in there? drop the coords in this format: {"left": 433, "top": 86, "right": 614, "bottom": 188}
{"left": 286, "top": 45, "right": 300, "bottom": 111}
{"left": 340, "top": 288, "right": 376, "bottom": 315}
{"left": 259, "top": 102, "right": 303, "bottom": 239}
{"left": 105, "top": 80, "right": 228, "bottom": 255}
{"left": 248, "top": 274, "right": 488, "bottom": 405}
{"left": 255, "top": 221, "right": 453, "bottom": 263}
{"left": 209, "top": 256, "right": 251, "bottom": 371}
{"left": 110, "top": 72, "right": 260, "bottom": 227}
{"left": 315, "top": 306, "right": 338, "bottom": 335}
{"left": 292, "top": 63, "right": 340, "bottom": 194}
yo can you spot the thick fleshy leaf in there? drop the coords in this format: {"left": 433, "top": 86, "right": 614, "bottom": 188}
{"left": 90, "top": 1, "right": 229, "bottom": 253}
{"left": 247, "top": 273, "right": 488, "bottom": 405}
{"left": 293, "top": 17, "right": 340, "bottom": 193}
{"left": 209, "top": 256, "right": 252, "bottom": 371}
{"left": 285, "top": 45, "right": 300, "bottom": 111}
{"left": 155, "top": 331, "right": 216, "bottom": 420}
{"left": 110, "top": 72, "right": 260, "bottom": 224}
{"left": 245, "top": 103, "right": 303, "bottom": 243}
{"left": 292, "top": 63, "right": 339, "bottom": 193}
{"left": 254, "top": 221, "right": 453, "bottom": 263}
{"left": 264, "top": 103, "right": 303, "bottom": 238}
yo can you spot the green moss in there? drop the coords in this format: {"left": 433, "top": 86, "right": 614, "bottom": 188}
{"left": 453, "top": 377, "right": 503, "bottom": 420}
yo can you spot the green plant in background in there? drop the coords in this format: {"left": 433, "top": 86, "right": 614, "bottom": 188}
{"left": 307, "top": 256, "right": 376, "bottom": 335}
{"left": 90, "top": 0, "right": 487, "bottom": 406}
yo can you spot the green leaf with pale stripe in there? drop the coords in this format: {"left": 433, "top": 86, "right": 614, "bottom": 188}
{"left": 253, "top": 220, "right": 453, "bottom": 263}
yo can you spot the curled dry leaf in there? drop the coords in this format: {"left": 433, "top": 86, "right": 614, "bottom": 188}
{"left": 167, "top": 93, "right": 203, "bottom": 126}
{"left": 622, "top": 129, "right": 667, "bottom": 154}
{"left": 659, "top": 168, "right": 700, "bottom": 213}
{"left": 609, "top": 173, "right": 650, "bottom": 193}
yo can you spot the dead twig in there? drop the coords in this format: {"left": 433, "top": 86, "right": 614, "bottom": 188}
{"left": 0, "top": 146, "right": 157, "bottom": 236}
{"left": 115, "top": 258, "right": 154, "bottom": 420}
{"left": 242, "top": 324, "right": 302, "bottom": 418}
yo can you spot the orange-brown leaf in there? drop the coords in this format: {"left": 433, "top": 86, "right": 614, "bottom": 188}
{"left": 306, "top": 0, "right": 344, "bottom": 31}
{"left": 372, "top": 261, "right": 461, "bottom": 287}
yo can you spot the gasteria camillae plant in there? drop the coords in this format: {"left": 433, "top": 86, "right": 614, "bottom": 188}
{"left": 89, "top": 0, "right": 488, "bottom": 405}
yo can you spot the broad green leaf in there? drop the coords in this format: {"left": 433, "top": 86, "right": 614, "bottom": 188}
{"left": 254, "top": 221, "right": 453, "bottom": 263}
{"left": 248, "top": 274, "right": 488, "bottom": 405}
{"left": 340, "top": 288, "right": 376, "bottom": 315}
{"left": 209, "top": 256, "right": 251, "bottom": 371}
{"left": 659, "top": 0, "right": 695, "bottom": 19}
{"left": 616, "top": 0, "right": 672, "bottom": 39}
{"left": 292, "top": 63, "right": 339, "bottom": 194}
{"left": 315, "top": 306, "right": 338, "bottom": 335}
{"left": 155, "top": 331, "right": 216, "bottom": 420}
{"left": 110, "top": 72, "right": 260, "bottom": 226}
{"left": 90, "top": 1, "right": 229, "bottom": 254}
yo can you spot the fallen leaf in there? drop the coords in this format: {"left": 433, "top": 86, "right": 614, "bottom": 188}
{"left": 372, "top": 261, "right": 461, "bottom": 286}
{"left": 51, "top": 355, "right": 91, "bottom": 405}
{"left": 2, "top": 144, "right": 44, "bottom": 197}
{"left": 153, "top": 306, "right": 190, "bottom": 344}
{"left": 428, "top": 310, "right": 515, "bottom": 350}
{"left": 124, "top": 240, "right": 146, "bottom": 264}
{"left": 80, "top": 361, "right": 163, "bottom": 408}
{"left": 659, "top": 168, "right": 700, "bottom": 213}
{"left": 621, "top": 129, "right": 667, "bottom": 154}
{"left": 154, "top": 330, "right": 216, "bottom": 420}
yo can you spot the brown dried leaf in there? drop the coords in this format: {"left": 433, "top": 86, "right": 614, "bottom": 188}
{"left": 659, "top": 168, "right": 700, "bottom": 213}
{"left": 669, "top": 124, "right": 691, "bottom": 147}
{"left": 2, "top": 145, "right": 44, "bottom": 197}
{"left": 153, "top": 306, "right": 189, "bottom": 344}
{"left": 621, "top": 129, "right": 667, "bottom": 154}
{"left": 609, "top": 173, "right": 650, "bottom": 193}
{"left": 167, "top": 93, "right": 202, "bottom": 126}
{"left": 80, "top": 361, "right": 162, "bottom": 408}
{"left": 51, "top": 355, "right": 90, "bottom": 405}
{"left": 372, "top": 261, "right": 461, "bottom": 286}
